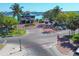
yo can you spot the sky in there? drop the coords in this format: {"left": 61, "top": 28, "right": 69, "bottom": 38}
{"left": 0, "top": 3, "right": 79, "bottom": 12}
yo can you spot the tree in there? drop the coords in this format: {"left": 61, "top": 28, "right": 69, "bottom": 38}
{"left": 0, "top": 12, "right": 18, "bottom": 36}
{"left": 0, "top": 12, "right": 5, "bottom": 26}
{"left": 0, "top": 12, "right": 18, "bottom": 26}
{"left": 52, "top": 6, "right": 62, "bottom": 18}
{"left": 66, "top": 12, "right": 79, "bottom": 35}
{"left": 10, "top": 3, "right": 23, "bottom": 22}
{"left": 43, "top": 6, "right": 62, "bottom": 21}
{"left": 56, "top": 13, "right": 67, "bottom": 23}
{"left": 3, "top": 16, "right": 18, "bottom": 28}
{"left": 72, "top": 15, "right": 79, "bottom": 33}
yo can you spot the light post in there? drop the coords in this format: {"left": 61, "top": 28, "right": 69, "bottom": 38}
{"left": 19, "top": 39, "right": 22, "bottom": 51}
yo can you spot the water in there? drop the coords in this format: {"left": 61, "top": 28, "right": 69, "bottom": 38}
{"left": 4, "top": 12, "right": 43, "bottom": 20}
{"left": 35, "top": 15, "right": 43, "bottom": 19}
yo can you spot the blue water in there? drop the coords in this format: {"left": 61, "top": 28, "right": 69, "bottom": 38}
{"left": 5, "top": 13, "right": 43, "bottom": 19}
{"left": 35, "top": 15, "right": 43, "bottom": 19}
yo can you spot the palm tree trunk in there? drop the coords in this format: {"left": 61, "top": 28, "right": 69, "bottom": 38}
{"left": 17, "top": 14, "right": 21, "bottom": 23}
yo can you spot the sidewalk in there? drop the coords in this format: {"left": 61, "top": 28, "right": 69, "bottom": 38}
{"left": 42, "top": 41, "right": 73, "bottom": 56}
{"left": 0, "top": 43, "right": 27, "bottom": 56}
{"left": 47, "top": 43, "right": 63, "bottom": 56}
{"left": 41, "top": 41, "right": 63, "bottom": 56}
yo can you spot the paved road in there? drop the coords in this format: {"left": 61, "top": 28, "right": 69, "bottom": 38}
{"left": 5, "top": 28, "right": 69, "bottom": 56}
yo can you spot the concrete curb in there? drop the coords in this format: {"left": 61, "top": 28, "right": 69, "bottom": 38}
{"left": 50, "top": 43, "right": 64, "bottom": 56}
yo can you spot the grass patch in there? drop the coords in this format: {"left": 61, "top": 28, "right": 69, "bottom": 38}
{"left": 0, "top": 44, "right": 5, "bottom": 49}
{"left": 0, "top": 28, "right": 27, "bottom": 37}
{"left": 25, "top": 23, "right": 30, "bottom": 27}
{"left": 25, "top": 23, "right": 35, "bottom": 27}
{"left": 8, "top": 28, "right": 26, "bottom": 36}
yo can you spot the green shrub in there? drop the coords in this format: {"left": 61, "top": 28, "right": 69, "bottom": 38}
{"left": 39, "top": 19, "right": 44, "bottom": 23}
{"left": 17, "top": 29, "right": 25, "bottom": 35}
{"left": 8, "top": 29, "right": 26, "bottom": 36}
{"left": 25, "top": 20, "right": 30, "bottom": 23}
{"left": 25, "top": 23, "right": 30, "bottom": 27}
{"left": 25, "top": 22, "right": 35, "bottom": 27}
{"left": 71, "top": 34, "right": 79, "bottom": 42}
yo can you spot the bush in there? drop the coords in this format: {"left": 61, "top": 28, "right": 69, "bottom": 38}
{"left": 17, "top": 29, "right": 25, "bottom": 35}
{"left": 25, "top": 23, "right": 30, "bottom": 27}
{"left": 25, "top": 20, "right": 30, "bottom": 23}
{"left": 39, "top": 19, "right": 44, "bottom": 23}
{"left": 71, "top": 34, "right": 79, "bottom": 42}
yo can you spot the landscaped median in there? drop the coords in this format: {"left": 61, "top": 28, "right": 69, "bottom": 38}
{"left": 0, "top": 28, "right": 28, "bottom": 50}
{"left": 8, "top": 28, "right": 28, "bottom": 37}
{"left": 71, "top": 34, "right": 79, "bottom": 43}
{"left": 10, "top": 29, "right": 25, "bottom": 36}
{"left": 56, "top": 33, "right": 79, "bottom": 55}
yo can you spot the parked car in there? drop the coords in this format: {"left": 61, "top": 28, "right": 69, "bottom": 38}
{"left": 74, "top": 47, "right": 79, "bottom": 56}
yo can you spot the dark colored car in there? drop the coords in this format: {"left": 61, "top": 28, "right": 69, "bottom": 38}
{"left": 74, "top": 47, "right": 79, "bottom": 56}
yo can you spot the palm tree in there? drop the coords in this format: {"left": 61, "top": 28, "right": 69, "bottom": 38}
{"left": 53, "top": 6, "right": 62, "bottom": 17}
{"left": 10, "top": 3, "right": 23, "bottom": 22}
{"left": 43, "top": 5, "right": 62, "bottom": 21}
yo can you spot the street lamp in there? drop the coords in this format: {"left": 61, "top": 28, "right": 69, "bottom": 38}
{"left": 19, "top": 39, "right": 22, "bottom": 51}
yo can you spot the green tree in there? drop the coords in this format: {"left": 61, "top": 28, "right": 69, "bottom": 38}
{"left": 10, "top": 3, "right": 23, "bottom": 22}
{"left": 66, "top": 12, "right": 79, "bottom": 35}
{"left": 2, "top": 16, "right": 18, "bottom": 28}
{"left": 43, "top": 6, "right": 62, "bottom": 21}
{"left": 0, "top": 13, "right": 18, "bottom": 36}
{"left": 72, "top": 14, "right": 79, "bottom": 33}
{"left": 0, "top": 12, "right": 5, "bottom": 26}
{"left": 56, "top": 13, "right": 67, "bottom": 23}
